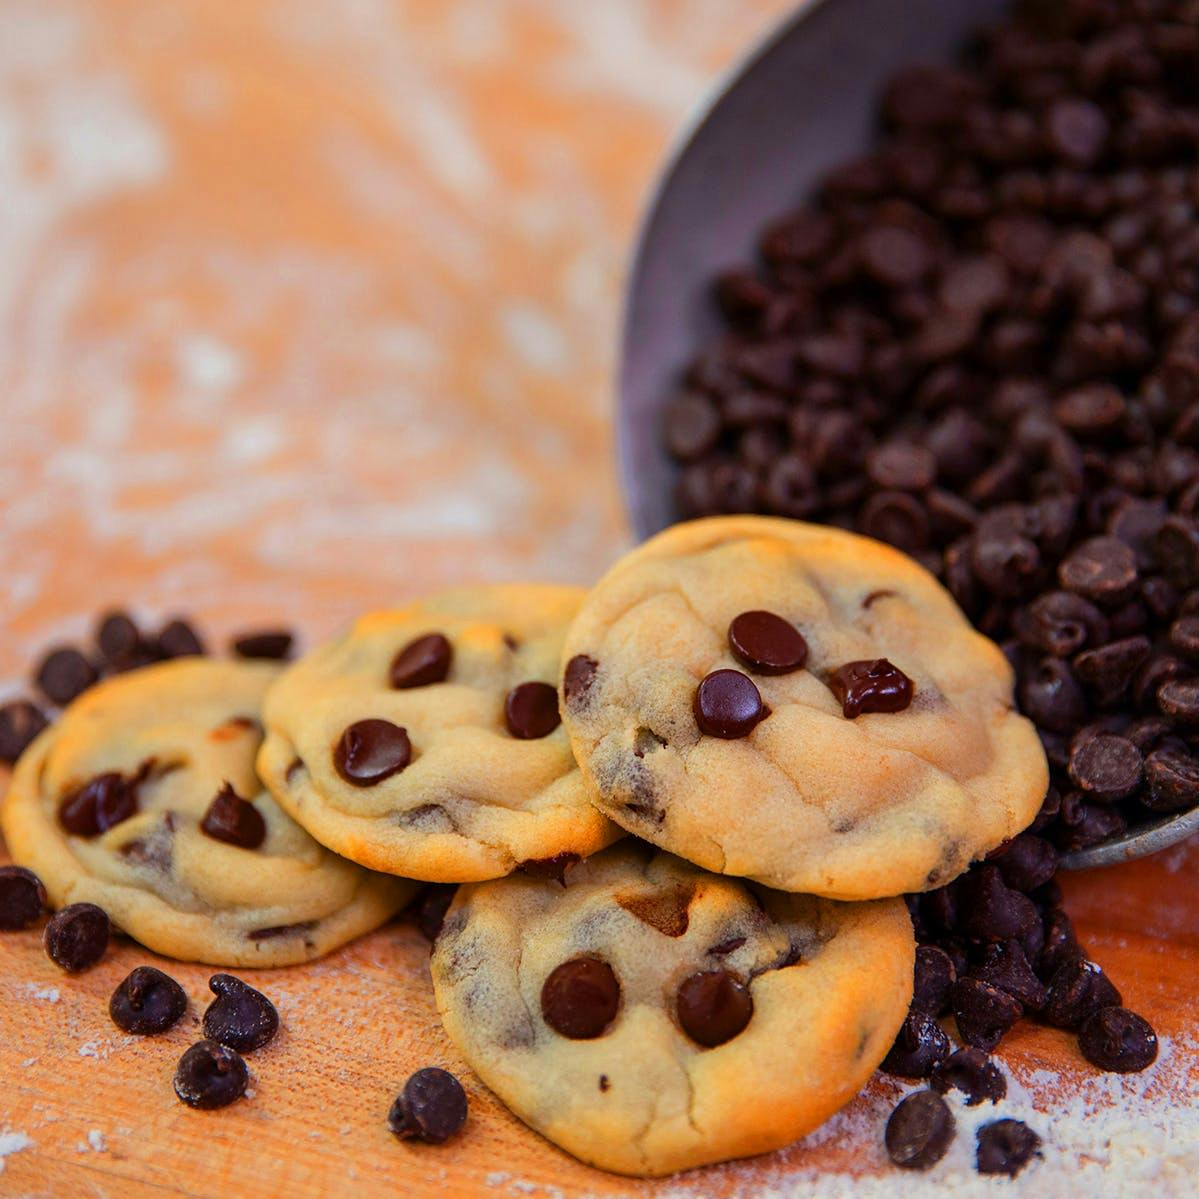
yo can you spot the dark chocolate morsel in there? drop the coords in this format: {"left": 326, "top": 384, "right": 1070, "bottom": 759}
{"left": 563, "top": 655, "right": 598, "bottom": 706}
{"left": 390, "top": 633, "right": 452, "bottom": 689}
{"left": 504, "top": 681, "right": 561, "bottom": 739}
{"left": 931, "top": 1047, "right": 1006, "bottom": 1106}
{"left": 388, "top": 1067, "right": 468, "bottom": 1144}
{"left": 334, "top": 719, "right": 412, "bottom": 785}
{"left": 174, "top": 1040, "right": 248, "bottom": 1109}
{"left": 727, "top": 610, "right": 808, "bottom": 675}
{"left": 828, "top": 659, "right": 914, "bottom": 718}
{"left": 1077, "top": 1006, "right": 1158, "bottom": 1073}
{"left": 1042, "top": 958, "right": 1122, "bottom": 1030}
{"left": 694, "top": 669, "right": 766, "bottom": 738}
{"left": 885, "top": 1090, "right": 955, "bottom": 1170}
{"left": 975, "top": 1119, "right": 1042, "bottom": 1177}
{"left": 35, "top": 647, "right": 99, "bottom": 706}
{"left": 676, "top": 970, "right": 753, "bottom": 1047}
{"left": 0, "top": 701, "right": 50, "bottom": 765}
{"left": 156, "top": 619, "right": 206, "bottom": 658}
{"left": 200, "top": 783, "right": 267, "bottom": 849}
{"left": 231, "top": 630, "right": 294, "bottom": 660}
{"left": 202, "top": 973, "right": 279, "bottom": 1053}
{"left": 44, "top": 902, "right": 110, "bottom": 972}
{"left": 110, "top": 966, "right": 188, "bottom": 1035}
{"left": 0, "top": 865, "right": 48, "bottom": 930}
{"left": 881, "top": 1011, "right": 950, "bottom": 1079}
{"left": 540, "top": 957, "right": 620, "bottom": 1039}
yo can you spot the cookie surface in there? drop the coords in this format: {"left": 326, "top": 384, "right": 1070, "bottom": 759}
{"left": 432, "top": 842, "right": 914, "bottom": 1176}
{"left": 2, "top": 659, "right": 411, "bottom": 966}
{"left": 258, "top": 585, "right": 621, "bottom": 882}
{"left": 561, "top": 516, "right": 1047, "bottom": 900}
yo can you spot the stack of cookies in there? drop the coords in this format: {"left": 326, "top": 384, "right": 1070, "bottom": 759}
{"left": 1, "top": 515, "right": 1050, "bottom": 1177}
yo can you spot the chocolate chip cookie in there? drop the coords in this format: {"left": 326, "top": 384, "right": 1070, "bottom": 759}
{"left": 258, "top": 585, "right": 622, "bottom": 882}
{"left": 560, "top": 517, "right": 1047, "bottom": 900}
{"left": 431, "top": 841, "right": 914, "bottom": 1176}
{"left": 1, "top": 659, "right": 411, "bottom": 966}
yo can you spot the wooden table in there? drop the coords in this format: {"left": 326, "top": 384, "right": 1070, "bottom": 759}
{"left": 1, "top": 1, "right": 1195, "bottom": 1195}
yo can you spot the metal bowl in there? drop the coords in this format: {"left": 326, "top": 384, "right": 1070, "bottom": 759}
{"left": 614, "top": 0, "right": 1197, "bottom": 870}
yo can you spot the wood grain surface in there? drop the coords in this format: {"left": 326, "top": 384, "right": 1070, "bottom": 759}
{"left": 1, "top": 1, "right": 1196, "bottom": 1196}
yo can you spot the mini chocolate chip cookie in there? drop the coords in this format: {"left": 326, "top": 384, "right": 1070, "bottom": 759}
{"left": 258, "top": 586, "right": 622, "bottom": 882}
{"left": 561, "top": 517, "right": 1047, "bottom": 900}
{"left": 431, "top": 841, "right": 914, "bottom": 1176}
{"left": 1, "top": 659, "right": 411, "bottom": 966}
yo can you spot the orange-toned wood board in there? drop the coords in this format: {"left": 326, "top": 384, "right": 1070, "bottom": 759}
{"left": 1, "top": 1, "right": 1196, "bottom": 1196}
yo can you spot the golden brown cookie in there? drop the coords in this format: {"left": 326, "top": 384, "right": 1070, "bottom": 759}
{"left": 560, "top": 516, "right": 1047, "bottom": 900}
{"left": 431, "top": 842, "right": 914, "bottom": 1176}
{"left": 258, "top": 585, "right": 621, "bottom": 882}
{"left": 1, "top": 659, "right": 411, "bottom": 966}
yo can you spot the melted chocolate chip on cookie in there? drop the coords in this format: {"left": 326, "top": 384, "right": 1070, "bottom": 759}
{"left": 563, "top": 654, "right": 598, "bottom": 706}
{"left": 504, "top": 682, "right": 561, "bottom": 739}
{"left": 390, "top": 633, "right": 452, "bottom": 689}
{"left": 728, "top": 610, "right": 808, "bottom": 674}
{"left": 541, "top": 957, "right": 620, "bottom": 1039}
{"left": 200, "top": 783, "right": 267, "bottom": 849}
{"left": 58, "top": 763, "right": 151, "bottom": 837}
{"left": 828, "top": 659, "right": 914, "bottom": 718}
{"left": 334, "top": 719, "right": 412, "bottom": 786}
{"left": 694, "top": 669, "right": 767, "bottom": 738}
{"left": 676, "top": 969, "right": 753, "bottom": 1047}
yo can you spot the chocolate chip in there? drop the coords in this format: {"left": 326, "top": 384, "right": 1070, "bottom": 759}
{"left": 885, "top": 1090, "right": 955, "bottom": 1170}
{"left": 44, "top": 903, "right": 109, "bottom": 972}
{"left": 202, "top": 974, "right": 279, "bottom": 1052}
{"left": 1046, "top": 98, "right": 1108, "bottom": 167}
{"left": 693, "top": 669, "right": 766, "bottom": 738}
{"left": 931, "top": 1048, "right": 1006, "bottom": 1106}
{"left": 663, "top": 392, "right": 722, "bottom": 462}
{"left": 1018, "top": 657, "right": 1089, "bottom": 733}
{"left": 174, "top": 1040, "right": 248, "bottom": 1109}
{"left": 96, "top": 610, "right": 142, "bottom": 665}
{"left": 390, "top": 633, "right": 452, "bottom": 689}
{"left": 881, "top": 1011, "right": 951, "bottom": 1079}
{"left": 989, "top": 834, "right": 1058, "bottom": 893}
{"left": 563, "top": 654, "right": 598, "bottom": 707}
{"left": 109, "top": 966, "right": 187, "bottom": 1035}
{"left": 1143, "top": 747, "right": 1199, "bottom": 812}
{"left": 676, "top": 970, "right": 753, "bottom": 1048}
{"left": 972, "top": 941, "right": 1047, "bottom": 1011}
{"left": 35, "top": 647, "right": 98, "bottom": 706}
{"left": 58, "top": 771, "right": 139, "bottom": 837}
{"left": 334, "top": 719, "right": 411, "bottom": 785}
{"left": 200, "top": 783, "right": 267, "bottom": 849}
{"left": 1073, "top": 635, "right": 1151, "bottom": 703}
{"left": 541, "top": 957, "right": 620, "bottom": 1039}
{"left": 0, "top": 700, "right": 49, "bottom": 765}
{"left": 976, "top": 1119, "right": 1041, "bottom": 1177}
{"left": 955, "top": 866, "right": 1039, "bottom": 942}
{"left": 231, "top": 630, "right": 293, "bottom": 660}
{"left": 912, "top": 945, "right": 956, "bottom": 1017}
{"left": 413, "top": 885, "right": 457, "bottom": 942}
{"left": 504, "top": 682, "right": 561, "bottom": 739}
{"left": 828, "top": 658, "right": 914, "bottom": 718}
{"left": 1013, "top": 591, "right": 1107, "bottom": 657}
{"left": 1058, "top": 537, "right": 1138, "bottom": 605}
{"left": 952, "top": 977, "right": 1022, "bottom": 1052}
{"left": 1157, "top": 677, "right": 1199, "bottom": 726}
{"left": 1042, "top": 958, "right": 1122, "bottom": 1030}
{"left": 156, "top": 618, "right": 206, "bottom": 659}
{"left": 388, "top": 1067, "right": 468, "bottom": 1144}
{"left": 1077, "top": 1006, "right": 1158, "bottom": 1073}
{"left": 618, "top": 886, "right": 693, "bottom": 938}
{"left": 0, "top": 866, "right": 48, "bottom": 930}
{"left": 1067, "top": 734, "right": 1143, "bottom": 801}
{"left": 727, "top": 610, "right": 808, "bottom": 675}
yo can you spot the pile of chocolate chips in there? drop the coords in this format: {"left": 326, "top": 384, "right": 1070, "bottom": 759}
{"left": 661, "top": 0, "right": 1185, "bottom": 1173}
{"left": 0, "top": 610, "right": 295, "bottom": 766}
{"left": 665, "top": 0, "right": 1199, "bottom": 850}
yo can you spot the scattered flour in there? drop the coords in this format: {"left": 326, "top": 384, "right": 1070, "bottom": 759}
{"left": 0, "top": 1131, "right": 33, "bottom": 1175}
{"left": 22, "top": 983, "right": 60, "bottom": 1003}
{"left": 87, "top": 1129, "right": 106, "bottom": 1152}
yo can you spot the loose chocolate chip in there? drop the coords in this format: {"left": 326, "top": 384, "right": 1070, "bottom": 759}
{"left": 1067, "top": 734, "right": 1142, "bottom": 801}
{"left": 58, "top": 771, "right": 138, "bottom": 837}
{"left": 1013, "top": 591, "right": 1107, "bottom": 657}
{"left": 504, "top": 681, "right": 561, "bottom": 739}
{"left": 1143, "top": 747, "right": 1199, "bottom": 812}
{"left": 1042, "top": 958, "right": 1122, "bottom": 1030}
{"left": 976, "top": 1119, "right": 1042, "bottom": 1178}
{"left": 972, "top": 941, "right": 1047, "bottom": 1011}
{"left": 109, "top": 966, "right": 187, "bottom": 1035}
{"left": 1019, "top": 658, "right": 1089, "bottom": 733}
{"left": 334, "top": 719, "right": 411, "bottom": 786}
{"left": 157, "top": 618, "right": 206, "bottom": 659}
{"left": 693, "top": 669, "right": 766, "bottom": 738}
{"left": 389, "top": 633, "right": 452, "bottom": 689}
{"left": 35, "top": 647, "right": 98, "bottom": 706}
{"left": 663, "top": 392, "right": 722, "bottom": 462}
{"left": 202, "top": 973, "right": 279, "bottom": 1053}
{"left": 1058, "top": 537, "right": 1138, "bottom": 605}
{"left": 563, "top": 654, "right": 598, "bottom": 706}
{"left": 676, "top": 970, "right": 753, "bottom": 1048}
{"left": 541, "top": 957, "right": 620, "bottom": 1039}
{"left": 414, "top": 885, "right": 457, "bottom": 942}
{"left": 989, "top": 834, "right": 1058, "bottom": 893}
{"left": 1073, "top": 636, "right": 1151, "bottom": 704}
{"left": 728, "top": 610, "right": 808, "bottom": 675}
{"left": 955, "top": 866, "right": 1038, "bottom": 942}
{"left": 200, "top": 783, "right": 267, "bottom": 849}
{"left": 952, "top": 977, "right": 1022, "bottom": 1052}
{"left": 931, "top": 1048, "right": 1006, "bottom": 1106}
{"left": 231, "top": 630, "right": 293, "bottom": 660}
{"left": 0, "top": 866, "right": 48, "bottom": 930}
{"left": 828, "top": 658, "right": 914, "bottom": 718}
{"left": 881, "top": 1011, "right": 951, "bottom": 1079}
{"left": 96, "top": 610, "right": 142, "bottom": 663}
{"left": 44, "top": 903, "right": 109, "bottom": 972}
{"left": 1157, "top": 678, "right": 1199, "bottom": 726}
{"left": 174, "top": 1040, "right": 248, "bottom": 1109}
{"left": 0, "top": 700, "right": 50, "bottom": 764}
{"left": 885, "top": 1090, "right": 955, "bottom": 1170}
{"left": 912, "top": 945, "right": 956, "bottom": 1017}
{"left": 388, "top": 1067, "right": 468, "bottom": 1144}
{"left": 1046, "top": 97, "right": 1108, "bottom": 167}
{"left": 1077, "top": 1006, "right": 1158, "bottom": 1073}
